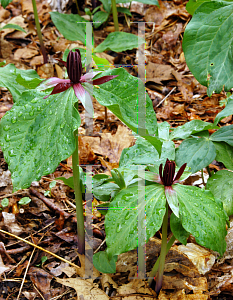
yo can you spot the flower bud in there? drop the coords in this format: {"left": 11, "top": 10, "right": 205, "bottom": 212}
{"left": 67, "top": 49, "right": 82, "bottom": 83}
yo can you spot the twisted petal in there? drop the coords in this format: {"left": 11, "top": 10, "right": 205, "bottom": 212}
{"left": 173, "top": 163, "right": 187, "bottom": 183}
{"left": 43, "top": 81, "right": 72, "bottom": 99}
{"left": 73, "top": 83, "right": 94, "bottom": 117}
{"left": 38, "top": 78, "right": 71, "bottom": 91}
{"left": 80, "top": 71, "right": 102, "bottom": 82}
{"left": 93, "top": 75, "right": 118, "bottom": 85}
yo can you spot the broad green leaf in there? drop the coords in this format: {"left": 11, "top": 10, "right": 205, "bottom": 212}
{"left": 176, "top": 138, "right": 216, "bottom": 173}
{"left": 213, "top": 141, "right": 233, "bottom": 170}
{"left": 93, "top": 182, "right": 120, "bottom": 201}
{"left": 1, "top": 23, "right": 26, "bottom": 33}
{"left": 93, "top": 251, "right": 117, "bottom": 273}
{"left": 210, "top": 124, "right": 233, "bottom": 146}
{"left": 170, "top": 213, "right": 189, "bottom": 245}
{"left": 119, "top": 137, "right": 159, "bottom": 167}
{"left": 97, "top": 202, "right": 110, "bottom": 215}
{"left": 0, "top": 89, "right": 81, "bottom": 191}
{"left": 16, "top": 74, "right": 43, "bottom": 89}
{"left": 206, "top": 170, "right": 233, "bottom": 216}
{"left": 160, "top": 140, "right": 175, "bottom": 161}
{"left": 56, "top": 177, "right": 74, "bottom": 189}
{"left": 158, "top": 121, "right": 170, "bottom": 141}
{"left": 0, "top": 0, "right": 13, "bottom": 8}
{"left": 186, "top": 0, "right": 210, "bottom": 15}
{"left": 93, "top": 11, "right": 109, "bottom": 28}
{"left": 214, "top": 96, "right": 233, "bottom": 125}
{"left": 142, "top": 136, "right": 162, "bottom": 156}
{"left": 117, "top": 7, "right": 132, "bottom": 16}
{"left": 165, "top": 186, "right": 179, "bottom": 217}
{"left": 93, "top": 54, "right": 112, "bottom": 70}
{"left": 183, "top": 1, "right": 233, "bottom": 96}
{"left": 174, "top": 184, "right": 227, "bottom": 255}
{"left": 50, "top": 12, "right": 87, "bottom": 45}
{"left": 88, "top": 68, "right": 159, "bottom": 138}
{"left": 105, "top": 184, "right": 166, "bottom": 258}
{"left": 170, "top": 120, "right": 216, "bottom": 140}
{"left": 92, "top": 174, "right": 110, "bottom": 187}
{"left": 94, "top": 32, "right": 144, "bottom": 53}
{"left": 0, "top": 64, "right": 42, "bottom": 102}
{"left": 99, "top": 0, "right": 111, "bottom": 12}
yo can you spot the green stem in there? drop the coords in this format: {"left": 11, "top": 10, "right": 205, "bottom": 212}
{"left": 206, "top": 166, "right": 212, "bottom": 177}
{"left": 111, "top": 0, "right": 119, "bottom": 31}
{"left": 155, "top": 203, "right": 168, "bottom": 294}
{"left": 72, "top": 117, "right": 85, "bottom": 254}
{"left": 148, "top": 234, "right": 175, "bottom": 287}
{"left": 31, "top": 0, "right": 48, "bottom": 64}
{"left": 201, "top": 169, "right": 206, "bottom": 186}
{"left": 74, "top": 0, "right": 81, "bottom": 15}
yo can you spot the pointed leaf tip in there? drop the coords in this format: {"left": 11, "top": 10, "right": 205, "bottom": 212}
{"left": 93, "top": 75, "right": 118, "bottom": 85}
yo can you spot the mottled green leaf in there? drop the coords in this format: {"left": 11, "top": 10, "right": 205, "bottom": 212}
{"left": 170, "top": 213, "right": 189, "bottom": 245}
{"left": 174, "top": 184, "right": 227, "bottom": 255}
{"left": 176, "top": 138, "right": 216, "bottom": 173}
{"left": 170, "top": 120, "right": 216, "bottom": 140}
{"left": 213, "top": 141, "right": 233, "bottom": 170}
{"left": 93, "top": 11, "right": 109, "bottom": 28}
{"left": 183, "top": 1, "right": 233, "bottom": 96}
{"left": 206, "top": 170, "right": 233, "bottom": 216}
{"left": 105, "top": 184, "right": 166, "bottom": 258}
{"left": 93, "top": 251, "right": 117, "bottom": 273}
{"left": 0, "top": 89, "right": 81, "bottom": 191}
{"left": 210, "top": 125, "right": 233, "bottom": 146}
{"left": 93, "top": 182, "right": 120, "bottom": 201}
{"left": 50, "top": 12, "right": 87, "bottom": 44}
{"left": 87, "top": 68, "right": 159, "bottom": 139}
{"left": 0, "top": 64, "right": 42, "bottom": 102}
{"left": 94, "top": 32, "right": 144, "bottom": 53}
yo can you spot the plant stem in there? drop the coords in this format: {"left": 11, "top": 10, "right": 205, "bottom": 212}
{"left": 201, "top": 169, "right": 206, "bottom": 186}
{"left": 72, "top": 120, "right": 85, "bottom": 254}
{"left": 74, "top": 0, "right": 81, "bottom": 15}
{"left": 206, "top": 166, "right": 212, "bottom": 177}
{"left": 111, "top": 0, "right": 119, "bottom": 31}
{"left": 155, "top": 203, "right": 168, "bottom": 295}
{"left": 148, "top": 234, "right": 175, "bottom": 287}
{"left": 31, "top": 0, "right": 48, "bottom": 64}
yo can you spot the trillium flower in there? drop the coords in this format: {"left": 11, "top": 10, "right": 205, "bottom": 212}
{"left": 38, "top": 49, "right": 118, "bottom": 116}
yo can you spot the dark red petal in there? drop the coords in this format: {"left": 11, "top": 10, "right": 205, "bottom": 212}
{"left": 173, "top": 163, "right": 187, "bottom": 182}
{"left": 163, "top": 160, "right": 175, "bottom": 186}
{"left": 58, "top": 59, "right": 67, "bottom": 67}
{"left": 159, "top": 164, "right": 164, "bottom": 185}
{"left": 93, "top": 75, "right": 118, "bottom": 85}
{"left": 43, "top": 82, "right": 72, "bottom": 99}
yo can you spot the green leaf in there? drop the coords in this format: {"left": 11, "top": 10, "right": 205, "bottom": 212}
{"left": 1, "top": 23, "right": 26, "bottom": 33}
{"left": 142, "top": 136, "right": 162, "bottom": 156}
{"left": 105, "top": 184, "right": 166, "bottom": 258}
{"left": 56, "top": 176, "right": 74, "bottom": 189}
{"left": 210, "top": 124, "right": 233, "bottom": 146}
{"left": 0, "top": 89, "right": 81, "bottom": 191}
{"left": 170, "top": 120, "right": 216, "bottom": 140}
{"left": 186, "top": 0, "right": 210, "bottom": 15}
{"left": 93, "top": 11, "right": 109, "bottom": 28}
{"left": 93, "top": 182, "right": 120, "bottom": 201}
{"left": 132, "top": 0, "right": 159, "bottom": 4}
{"left": 16, "top": 74, "right": 43, "bottom": 90}
{"left": 117, "top": 7, "right": 132, "bottom": 16}
{"left": 170, "top": 213, "right": 190, "bottom": 245}
{"left": 97, "top": 202, "right": 110, "bottom": 215}
{"left": 92, "top": 174, "right": 110, "bottom": 187}
{"left": 94, "top": 32, "right": 144, "bottom": 53}
{"left": 214, "top": 96, "right": 233, "bottom": 125}
{"left": 93, "top": 54, "right": 112, "bottom": 70}
{"left": 183, "top": 1, "right": 233, "bottom": 96}
{"left": 50, "top": 12, "right": 87, "bottom": 45}
{"left": 93, "top": 251, "right": 117, "bottom": 273}
{"left": 160, "top": 140, "right": 175, "bottom": 161}
{"left": 206, "top": 170, "right": 233, "bottom": 216}
{"left": 18, "top": 197, "right": 31, "bottom": 205}
{"left": 0, "top": 64, "right": 42, "bottom": 102}
{"left": 158, "top": 121, "right": 170, "bottom": 141}
{"left": 119, "top": 137, "right": 159, "bottom": 167}
{"left": 0, "top": 0, "right": 13, "bottom": 8}
{"left": 165, "top": 186, "right": 179, "bottom": 217}
{"left": 49, "top": 181, "right": 56, "bottom": 189}
{"left": 89, "top": 68, "right": 158, "bottom": 138}
{"left": 176, "top": 138, "right": 216, "bottom": 173}
{"left": 173, "top": 184, "right": 227, "bottom": 255}
{"left": 1, "top": 198, "right": 9, "bottom": 208}
{"left": 99, "top": 0, "right": 111, "bottom": 13}
{"left": 213, "top": 141, "right": 233, "bottom": 170}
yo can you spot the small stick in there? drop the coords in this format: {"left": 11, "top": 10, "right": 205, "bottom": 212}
{"left": 0, "top": 229, "right": 80, "bottom": 269}
{"left": 155, "top": 87, "right": 176, "bottom": 108}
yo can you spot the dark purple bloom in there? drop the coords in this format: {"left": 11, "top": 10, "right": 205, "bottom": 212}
{"left": 159, "top": 159, "right": 186, "bottom": 186}
{"left": 38, "top": 49, "right": 118, "bottom": 116}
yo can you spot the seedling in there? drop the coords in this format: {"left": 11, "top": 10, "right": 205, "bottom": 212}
{"left": 0, "top": 198, "right": 9, "bottom": 209}
{"left": 44, "top": 180, "right": 57, "bottom": 197}
{"left": 18, "top": 197, "right": 31, "bottom": 206}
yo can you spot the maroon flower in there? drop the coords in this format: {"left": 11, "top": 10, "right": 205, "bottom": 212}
{"left": 38, "top": 49, "right": 118, "bottom": 116}
{"left": 159, "top": 159, "right": 186, "bottom": 186}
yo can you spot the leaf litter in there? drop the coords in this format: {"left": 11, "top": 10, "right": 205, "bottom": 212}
{"left": 0, "top": 0, "right": 233, "bottom": 299}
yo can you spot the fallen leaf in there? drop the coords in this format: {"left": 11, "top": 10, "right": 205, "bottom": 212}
{"left": 2, "top": 212, "right": 23, "bottom": 235}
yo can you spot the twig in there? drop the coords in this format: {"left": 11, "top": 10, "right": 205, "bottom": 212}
{"left": 0, "top": 229, "right": 80, "bottom": 269}
{"left": 94, "top": 238, "right": 106, "bottom": 254}
{"left": 33, "top": 283, "right": 46, "bottom": 300}
{"left": 155, "top": 87, "right": 176, "bottom": 108}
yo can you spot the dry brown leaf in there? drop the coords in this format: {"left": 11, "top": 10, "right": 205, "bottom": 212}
{"left": 76, "top": 253, "right": 100, "bottom": 279}
{"left": 37, "top": 63, "right": 54, "bottom": 78}
{"left": 2, "top": 212, "right": 23, "bottom": 235}
{"left": 56, "top": 277, "right": 109, "bottom": 300}
{"left": 0, "top": 254, "right": 10, "bottom": 275}
{"left": 146, "top": 62, "right": 175, "bottom": 85}
{"left": 1, "top": 16, "right": 27, "bottom": 38}
{"left": 47, "top": 261, "right": 76, "bottom": 277}
{"left": 0, "top": 9, "right": 10, "bottom": 22}
{"left": 14, "top": 48, "right": 39, "bottom": 60}
{"left": 100, "top": 273, "right": 118, "bottom": 290}
{"left": 28, "top": 267, "right": 53, "bottom": 300}
{"left": 158, "top": 289, "right": 208, "bottom": 300}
